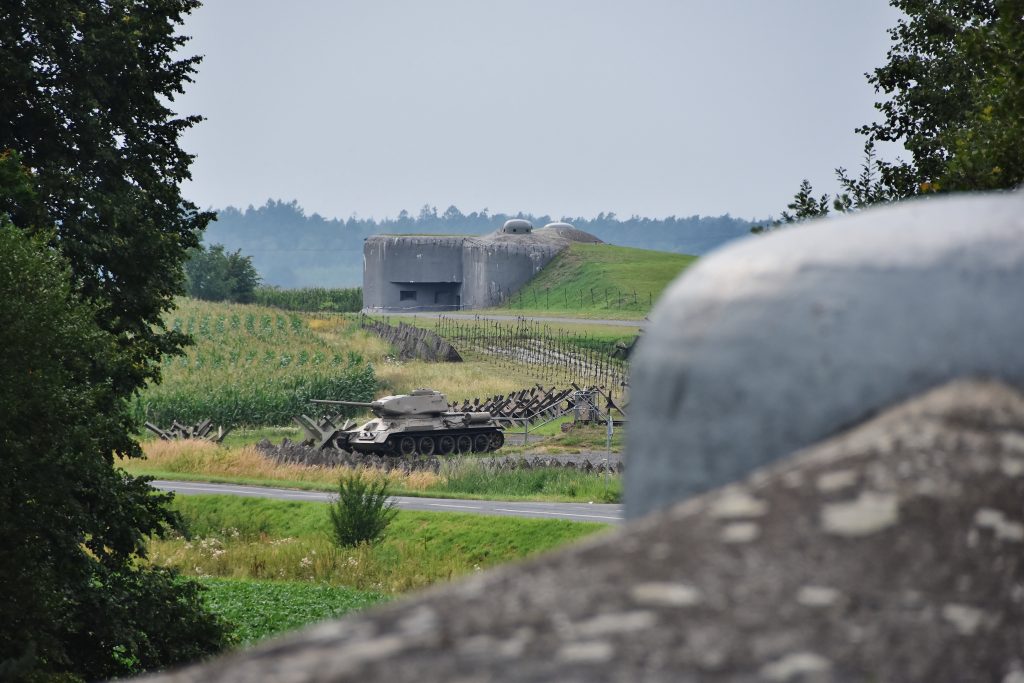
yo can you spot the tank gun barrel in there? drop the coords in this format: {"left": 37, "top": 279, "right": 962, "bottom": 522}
{"left": 310, "top": 399, "right": 375, "bottom": 407}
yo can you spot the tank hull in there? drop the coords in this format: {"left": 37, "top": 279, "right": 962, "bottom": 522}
{"left": 342, "top": 425, "right": 504, "bottom": 456}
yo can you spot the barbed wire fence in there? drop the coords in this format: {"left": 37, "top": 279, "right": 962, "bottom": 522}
{"left": 313, "top": 311, "right": 637, "bottom": 408}
{"left": 431, "top": 315, "right": 633, "bottom": 400}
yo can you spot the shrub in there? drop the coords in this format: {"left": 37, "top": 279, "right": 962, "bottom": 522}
{"left": 328, "top": 474, "right": 398, "bottom": 547}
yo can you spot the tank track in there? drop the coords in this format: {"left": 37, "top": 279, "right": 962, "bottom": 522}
{"left": 363, "top": 427, "right": 505, "bottom": 457}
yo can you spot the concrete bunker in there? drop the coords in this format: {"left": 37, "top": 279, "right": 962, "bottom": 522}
{"left": 362, "top": 220, "right": 601, "bottom": 311}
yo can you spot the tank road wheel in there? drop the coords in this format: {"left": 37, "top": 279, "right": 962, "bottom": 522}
{"left": 418, "top": 436, "right": 436, "bottom": 456}
{"left": 456, "top": 435, "right": 473, "bottom": 454}
{"left": 437, "top": 435, "right": 455, "bottom": 455}
{"left": 488, "top": 431, "right": 504, "bottom": 451}
{"left": 473, "top": 434, "right": 490, "bottom": 453}
{"left": 398, "top": 436, "right": 417, "bottom": 457}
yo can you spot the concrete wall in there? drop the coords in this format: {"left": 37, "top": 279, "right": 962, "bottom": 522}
{"left": 460, "top": 238, "right": 562, "bottom": 309}
{"left": 362, "top": 236, "right": 465, "bottom": 311}
{"left": 362, "top": 229, "right": 574, "bottom": 311}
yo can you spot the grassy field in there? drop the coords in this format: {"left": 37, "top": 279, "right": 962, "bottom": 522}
{"left": 491, "top": 243, "right": 696, "bottom": 319}
{"left": 391, "top": 314, "right": 642, "bottom": 360}
{"left": 166, "top": 495, "right": 608, "bottom": 645}
{"left": 152, "top": 495, "right": 608, "bottom": 595}
{"left": 374, "top": 355, "right": 534, "bottom": 400}
{"left": 125, "top": 439, "right": 622, "bottom": 502}
{"left": 385, "top": 314, "right": 639, "bottom": 392}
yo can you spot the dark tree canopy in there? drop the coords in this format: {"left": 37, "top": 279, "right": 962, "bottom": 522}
{"left": 0, "top": 2, "right": 231, "bottom": 679}
{"left": 0, "top": 0, "right": 212, "bottom": 397}
{"left": 0, "top": 210, "right": 229, "bottom": 680}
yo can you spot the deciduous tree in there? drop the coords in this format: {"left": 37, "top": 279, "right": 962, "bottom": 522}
{"left": 0, "top": 1, "right": 233, "bottom": 678}
{"left": 0, "top": 0, "right": 211, "bottom": 393}
{"left": 185, "top": 243, "right": 262, "bottom": 303}
{"left": 764, "top": 0, "right": 1023, "bottom": 228}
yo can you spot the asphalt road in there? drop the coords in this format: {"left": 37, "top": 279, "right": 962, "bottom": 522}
{"left": 369, "top": 310, "right": 647, "bottom": 329}
{"left": 153, "top": 480, "right": 624, "bottom": 525}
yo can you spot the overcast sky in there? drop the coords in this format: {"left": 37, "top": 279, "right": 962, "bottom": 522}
{"left": 174, "top": 0, "right": 904, "bottom": 222}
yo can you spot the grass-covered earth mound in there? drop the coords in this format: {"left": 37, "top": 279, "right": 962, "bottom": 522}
{"left": 495, "top": 242, "right": 696, "bottom": 319}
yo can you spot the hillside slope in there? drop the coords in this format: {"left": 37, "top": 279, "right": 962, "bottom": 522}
{"left": 494, "top": 243, "right": 696, "bottom": 319}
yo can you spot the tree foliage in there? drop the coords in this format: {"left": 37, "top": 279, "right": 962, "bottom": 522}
{"left": 0, "top": 2, "right": 232, "bottom": 678}
{"left": 860, "top": 0, "right": 1023, "bottom": 193}
{"left": 0, "top": 0, "right": 211, "bottom": 395}
{"left": 764, "top": 0, "right": 1023, "bottom": 229}
{"left": 185, "top": 243, "right": 262, "bottom": 303}
{"left": 0, "top": 217, "right": 229, "bottom": 680}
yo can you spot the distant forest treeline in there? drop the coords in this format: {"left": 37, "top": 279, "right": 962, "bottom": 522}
{"left": 206, "top": 200, "right": 756, "bottom": 287}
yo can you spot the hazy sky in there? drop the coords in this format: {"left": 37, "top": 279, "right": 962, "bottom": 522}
{"left": 175, "top": 1, "right": 904, "bottom": 222}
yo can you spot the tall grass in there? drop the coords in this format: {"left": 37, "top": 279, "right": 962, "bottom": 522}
{"left": 127, "top": 440, "right": 442, "bottom": 492}
{"left": 252, "top": 286, "right": 362, "bottom": 313}
{"left": 126, "top": 439, "right": 622, "bottom": 502}
{"left": 433, "top": 458, "right": 620, "bottom": 503}
{"left": 374, "top": 355, "right": 537, "bottom": 400}
{"left": 150, "top": 496, "right": 607, "bottom": 594}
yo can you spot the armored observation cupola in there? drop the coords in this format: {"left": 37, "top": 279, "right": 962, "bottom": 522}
{"left": 501, "top": 219, "right": 533, "bottom": 234}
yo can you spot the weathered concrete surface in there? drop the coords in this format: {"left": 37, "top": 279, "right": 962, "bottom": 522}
{"left": 362, "top": 236, "right": 465, "bottom": 310}
{"left": 146, "top": 380, "right": 1024, "bottom": 683}
{"left": 362, "top": 225, "right": 602, "bottom": 311}
{"left": 627, "top": 190, "right": 1024, "bottom": 518}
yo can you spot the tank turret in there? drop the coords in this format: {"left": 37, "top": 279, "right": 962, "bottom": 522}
{"left": 310, "top": 388, "right": 504, "bottom": 456}
{"left": 314, "top": 388, "right": 448, "bottom": 417}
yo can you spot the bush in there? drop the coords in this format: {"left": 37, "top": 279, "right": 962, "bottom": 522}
{"left": 185, "top": 244, "right": 261, "bottom": 303}
{"left": 328, "top": 474, "right": 398, "bottom": 547}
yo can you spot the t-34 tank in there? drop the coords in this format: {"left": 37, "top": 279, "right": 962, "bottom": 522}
{"left": 313, "top": 388, "right": 504, "bottom": 456}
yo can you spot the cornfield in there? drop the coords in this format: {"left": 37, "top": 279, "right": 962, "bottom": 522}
{"left": 135, "top": 299, "right": 378, "bottom": 427}
{"left": 252, "top": 286, "right": 362, "bottom": 313}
